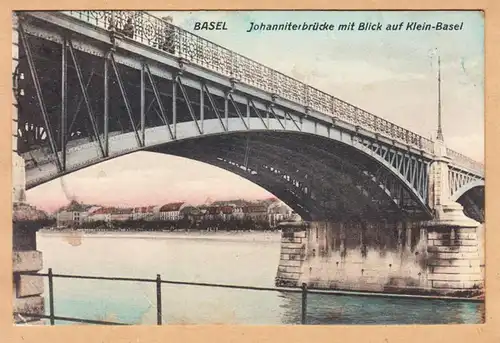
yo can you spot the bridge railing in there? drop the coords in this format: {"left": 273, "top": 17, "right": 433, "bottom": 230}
{"left": 62, "top": 10, "right": 485, "bottom": 173}
{"left": 447, "top": 148, "right": 484, "bottom": 175}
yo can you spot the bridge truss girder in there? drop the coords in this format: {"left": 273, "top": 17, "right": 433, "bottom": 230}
{"left": 17, "top": 12, "right": 484, "bottom": 222}
{"left": 149, "top": 132, "right": 430, "bottom": 221}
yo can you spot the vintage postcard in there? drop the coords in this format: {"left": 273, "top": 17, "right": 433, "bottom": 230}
{"left": 11, "top": 9, "right": 485, "bottom": 327}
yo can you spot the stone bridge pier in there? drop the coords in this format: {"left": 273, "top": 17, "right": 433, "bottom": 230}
{"left": 276, "top": 140, "right": 484, "bottom": 297}
{"left": 12, "top": 155, "right": 48, "bottom": 325}
{"left": 275, "top": 217, "right": 483, "bottom": 296}
{"left": 12, "top": 14, "right": 47, "bottom": 325}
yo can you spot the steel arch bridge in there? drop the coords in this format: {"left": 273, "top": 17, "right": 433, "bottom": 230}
{"left": 12, "top": 11, "right": 485, "bottom": 223}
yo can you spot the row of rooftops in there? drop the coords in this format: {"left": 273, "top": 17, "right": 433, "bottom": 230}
{"left": 58, "top": 199, "right": 289, "bottom": 216}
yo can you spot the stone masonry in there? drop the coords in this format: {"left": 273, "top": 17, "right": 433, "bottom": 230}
{"left": 12, "top": 13, "right": 47, "bottom": 325}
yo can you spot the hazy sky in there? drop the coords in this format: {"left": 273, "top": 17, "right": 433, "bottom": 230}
{"left": 26, "top": 11, "right": 484, "bottom": 212}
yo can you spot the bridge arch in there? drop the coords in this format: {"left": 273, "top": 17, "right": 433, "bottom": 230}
{"left": 26, "top": 127, "right": 433, "bottom": 221}
{"left": 451, "top": 180, "right": 485, "bottom": 224}
{"left": 451, "top": 179, "right": 484, "bottom": 202}
{"left": 153, "top": 130, "right": 432, "bottom": 219}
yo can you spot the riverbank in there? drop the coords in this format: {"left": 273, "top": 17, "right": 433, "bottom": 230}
{"left": 40, "top": 227, "right": 281, "bottom": 234}
{"left": 38, "top": 228, "right": 282, "bottom": 243}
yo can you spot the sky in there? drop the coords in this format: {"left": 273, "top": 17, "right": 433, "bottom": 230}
{"left": 25, "top": 10, "right": 484, "bottom": 212}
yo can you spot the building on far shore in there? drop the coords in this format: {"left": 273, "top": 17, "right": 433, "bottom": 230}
{"left": 159, "top": 202, "right": 185, "bottom": 221}
{"left": 110, "top": 208, "right": 134, "bottom": 221}
{"left": 244, "top": 204, "right": 268, "bottom": 221}
{"left": 56, "top": 210, "right": 85, "bottom": 226}
{"left": 132, "top": 205, "right": 159, "bottom": 221}
{"left": 55, "top": 201, "right": 94, "bottom": 226}
{"left": 86, "top": 207, "right": 111, "bottom": 222}
{"left": 267, "top": 201, "right": 293, "bottom": 228}
{"left": 180, "top": 206, "right": 203, "bottom": 223}
{"left": 53, "top": 198, "right": 294, "bottom": 228}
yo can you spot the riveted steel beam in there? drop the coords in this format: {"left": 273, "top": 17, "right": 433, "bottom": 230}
{"left": 224, "top": 92, "right": 229, "bottom": 129}
{"left": 397, "top": 152, "right": 404, "bottom": 172}
{"left": 411, "top": 158, "right": 418, "bottom": 188}
{"left": 228, "top": 93, "right": 248, "bottom": 130}
{"left": 200, "top": 82, "right": 204, "bottom": 133}
{"left": 109, "top": 53, "right": 143, "bottom": 147}
{"left": 61, "top": 38, "right": 68, "bottom": 170}
{"left": 269, "top": 106, "right": 285, "bottom": 130}
{"left": 68, "top": 69, "right": 95, "bottom": 134}
{"left": 103, "top": 54, "right": 109, "bottom": 156}
{"left": 172, "top": 76, "right": 177, "bottom": 138}
{"left": 246, "top": 100, "right": 251, "bottom": 128}
{"left": 67, "top": 39, "right": 105, "bottom": 156}
{"left": 285, "top": 112, "right": 301, "bottom": 131}
{"left": 390, "top": 150, "right": 396, "bottom": 166}
{"left": 140, "top": 62, "right": 145, "bottom": 144}
{"left": 203, "top": 84, "right": 226, "bottom": 131}
{"left": 248, "top": 99, "right": 268, "bottom": 129}
{"left": 176, "top": 76, "right": 202, "bottom": 135}
{"left": 18, "top": 21, "right": 62, "bottom": 172}
{"left": 145, "top": 64, "right": 174, "bottom": 140}
{"left": 404, "top": 154, "right": 411, "bottom": 179}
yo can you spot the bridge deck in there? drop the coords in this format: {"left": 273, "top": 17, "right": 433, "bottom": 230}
{"left": 56, "top": 10, "right": 483, "bottom": 175}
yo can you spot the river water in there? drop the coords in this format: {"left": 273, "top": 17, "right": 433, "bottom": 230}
{"left": 36, "top": 231, "right": 484, "bottom": 325}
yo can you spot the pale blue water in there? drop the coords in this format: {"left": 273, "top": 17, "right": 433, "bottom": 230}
{"left": 36, "top": 231, "right": 484, "bottom": 325}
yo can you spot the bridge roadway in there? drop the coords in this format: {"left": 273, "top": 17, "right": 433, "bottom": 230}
{"left": 13, "top": 10, "right": 484, "bottom": 222}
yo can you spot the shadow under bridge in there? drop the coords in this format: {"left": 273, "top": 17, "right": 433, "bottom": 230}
{"left": 146, "top": 131, "right": 433, "bottom": 222}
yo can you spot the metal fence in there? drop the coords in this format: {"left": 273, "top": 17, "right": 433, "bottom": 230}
{"left": 15, "top": 268, "right": 309, "bottom": 325}
{"left": 15, "top": 268, "right": 483, "bottom": 326}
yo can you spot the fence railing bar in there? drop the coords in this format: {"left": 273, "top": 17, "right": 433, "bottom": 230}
{"left": 156, "top": 274, "right": 162, "bottom": 325}
{"left": 301, "top": 282, "right": 307, "bottom": 325}
{"left": 48, "top": 268, "right": 55, "bottom": 325}
{"left": 19, "top": 271, "right": 157, "bottom": 283}
{"left": 19, "top": 271, "right": 301, "bottom": 293}
{"left": 159, "top": 279, "right": 303, "bottom": 293}
{"left": 18, "top": 271, "right": 484, "bottom": 302}
{"left": 14, "top": 312, "right": 130, "bottom": 325}
{"left": 51, "top": 274, "right": 156, "bottom": 283}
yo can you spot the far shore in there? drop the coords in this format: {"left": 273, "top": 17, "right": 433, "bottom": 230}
{"left": 38, "top": 228, "right": 282, "bottom": 242}
{"left": 40, "top": 227, "right": 281, "bottom": 233}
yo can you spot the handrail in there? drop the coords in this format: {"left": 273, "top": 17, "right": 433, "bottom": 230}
{"left": 14, "top": 312, "right": 129, "bottom": 325}
{"left": 16, "top": 268, "right": 483, "bottom": 326}
{"left": 447, "top": 148, "right": 484, "bottom": 175}
{"left": 60, "top": 10, "right": 483, "bottom": 174}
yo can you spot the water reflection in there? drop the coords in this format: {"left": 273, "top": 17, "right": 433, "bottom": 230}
{"left": 278, "top": 292, "right": 484, "bottom": 325}
{"left": 37, "top": 231, "right": 484, "bottom": 325}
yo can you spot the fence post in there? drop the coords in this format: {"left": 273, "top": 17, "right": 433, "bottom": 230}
{"left": 156, "top": 274, "right": 162, "bottom": 325}
{"left": 301, "top": 282, "right": 307, "bottom": 325}
{"left": 48, "top": 268, "right": 55, "bottom": 325}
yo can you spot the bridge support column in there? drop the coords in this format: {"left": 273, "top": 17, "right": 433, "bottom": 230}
{"left": 275, "top": 216, "right": 308, "bottom": 287}
{"left": 275, "top": 216, "right": 482, "bottom": 297}
{"left": 13, "top": 209, "right": 47, "bottom": 325}
{"left": 12, "top": 13, "right": 46, "bottom": 325}
{"left": 12, "top": 158, "right": 47, "bottom": 325}
{"left": 423, "top": 218, "right": 483, "bottom": 296}
{"left": 275, "top": 219, "right": 429, "bottom": 293}
{"left": 422, "top": 139, "right": 484, "bottom": 296}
